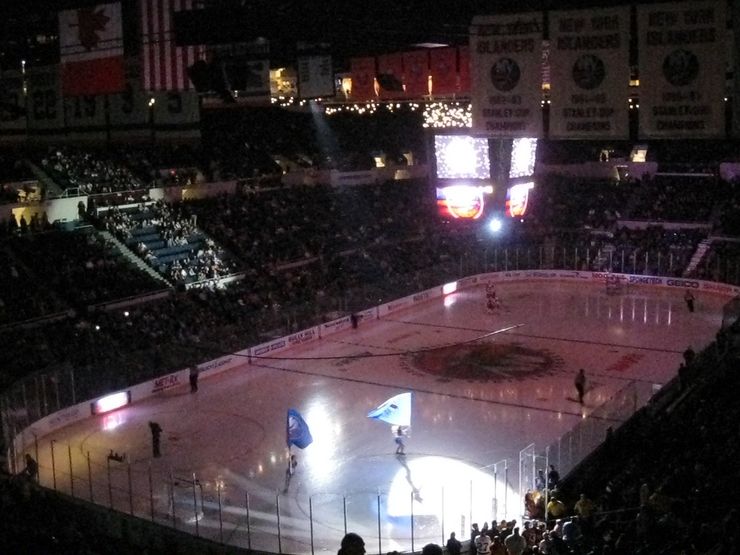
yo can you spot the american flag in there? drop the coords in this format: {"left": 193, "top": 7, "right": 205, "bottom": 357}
{"left": 140, "top": 0, "right": 205, "bottom": 91}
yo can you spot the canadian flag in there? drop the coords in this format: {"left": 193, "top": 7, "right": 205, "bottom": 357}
{"left": 58, "top": 2, "right": 125, "bottom": 96}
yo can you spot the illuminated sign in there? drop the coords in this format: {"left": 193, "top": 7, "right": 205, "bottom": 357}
{"left": 436, "top": 184, "right": 493, "bottom": 220}
{"left": 505, "top": 181, "right": 534, "bottom": 217}
{"left": 509, "top": 138, "right": 537, "bottom": 179}
{"left": 91, "top": 391, "right": 131, "bottom": 415}
{"left": 443, "top": 282, "right": 458, "bottom": 295}
{"left": 434, "top": 135, "right": 491, "bottom": 180}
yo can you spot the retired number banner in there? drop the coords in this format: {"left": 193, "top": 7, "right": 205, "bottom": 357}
{"left": 638, "top": 1, "right": 726, "bottom": 138}
{"left": 470, "top": 13, "right": 543, "bottom": 137}
{"left": 549, "top": 7, "right": 630, "bottom": 139}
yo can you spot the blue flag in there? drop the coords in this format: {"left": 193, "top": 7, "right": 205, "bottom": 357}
{"left": 287, "top": 409, "right": 313, "bottom": 449}
{"left": 367, "top": 392, "right": 412, "bottom": 427}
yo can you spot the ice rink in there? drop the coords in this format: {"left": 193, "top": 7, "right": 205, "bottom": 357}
{"left": 26, "top": 281, "right": 725, "bottom": 554}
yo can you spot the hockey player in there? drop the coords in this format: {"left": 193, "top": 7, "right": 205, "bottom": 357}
{"left": 486, "top": 283, "right": 500, "bottom": 312}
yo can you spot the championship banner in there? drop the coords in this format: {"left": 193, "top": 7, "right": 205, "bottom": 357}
{"left": 25, "top": 66, "right": 64, "bottom": 132}
{"left": 637, "top": 1, "right": 726, "bottom": 138}
{"left": 350, "top": 57, "right": 376, "bottom": 101}
{"left": 548, "top": 6, "right": 630, "bottom": 139}
{"left": 297, "top": 54, "right": 335, "bottom": 99}
{"left": 377, "top": 53, "right": 405, "bottom": 99}
{"left": 470, "top": 13, "right": 544, "bottom": 136}
{"left": 402, "top": 50, "right": 429, "bottom": 98}
{"left": 429, "top": 47, "right": 457, "bottom": 96}
{"left": 0, "top": 71, "right": 27, "bottom": 139}
{"left": 59, "top": 2, "right": 125, "bottom": 96}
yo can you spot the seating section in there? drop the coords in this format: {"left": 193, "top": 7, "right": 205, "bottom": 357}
{"left": 628, "top": 174, "right": 720, "bottom": 222}
{"left": 99, "top": 201, "right": 234, "bottom": 285}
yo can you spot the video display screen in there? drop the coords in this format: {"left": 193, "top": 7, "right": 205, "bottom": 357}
{"left": 434, "top": 135, "right": 491, "bottom": 180}
{"left": 436, "top": 184, "right": 493, "bottom": 220}
{"left": 509, "top": 138, "right": 537, "bottom": 179}
{"left": 505, "top": 181, "right": 534, "bottom": 218}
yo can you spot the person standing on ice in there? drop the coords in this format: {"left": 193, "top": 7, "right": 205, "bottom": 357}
{"left": 395, "top": 426, "right": 406, "bottom": 455}
{"left": 574, "top": 368, "right": 586, "bottom": 405}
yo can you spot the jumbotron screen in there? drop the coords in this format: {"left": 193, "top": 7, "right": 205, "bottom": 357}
{"left": 434, "top": 135, "right": 491, "bottom": 180}
{"left": 509, "top": 138, "right": 537, "bottom": 179}
{"left": 436, "top": 184, "right": 494, "bottom": 220}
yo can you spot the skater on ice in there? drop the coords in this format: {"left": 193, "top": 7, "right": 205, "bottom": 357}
{"left": 486, "top": 282, "right": 501, "bottom": 312}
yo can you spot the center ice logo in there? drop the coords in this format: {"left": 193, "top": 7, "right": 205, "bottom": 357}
{"left": 406, "top": 342, "right": 563, "bottom": 382}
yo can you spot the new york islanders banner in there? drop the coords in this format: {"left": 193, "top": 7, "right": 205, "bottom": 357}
{"left": 549, "top": 7, "right": 630, "bottom": 139}
{"left": 59, "top": 2, "right": 125, "bottom": 96}
{"left": 637, "top": 1, "right": 726, "bottom": 138}
{"left": 470, "top": 13, "right": 543, "bottom": 137}
{"left": 286, "top": 409, "right": 313, "bottom": 449}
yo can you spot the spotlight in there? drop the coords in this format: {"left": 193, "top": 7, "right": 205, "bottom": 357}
{"left": 488, "top": 218, "right": 503, "bottom": 233}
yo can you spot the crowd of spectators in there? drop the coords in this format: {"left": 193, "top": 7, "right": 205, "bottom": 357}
{"left": 543, "top": 321, "right": 740, "bottom": 555}
{"left": 8, "top": 228, "right": 163, "bottom": 307}
{"left": 0, "top": 172, "right": 735, "bottom": 387}
{"left": 98, "top": 200, "right": 235, "bottom": 286}
{"left": 37, "top": 147, "right": 146, "bottom": 195}
{"left": 627, "top": 174, "right": 719, "bottom": 223}
{"left": 524, "top": 175, "right": 634, "bottom": 231}
{"left": 6, "top": 131, "right": 740, "bottom": 553}
{"left": 0, "top": 248, "right": 69, "bottom": 327}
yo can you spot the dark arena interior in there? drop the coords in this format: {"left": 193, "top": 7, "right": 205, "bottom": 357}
{"left": 2, "top": 1, "right": 740, "bottom": 554}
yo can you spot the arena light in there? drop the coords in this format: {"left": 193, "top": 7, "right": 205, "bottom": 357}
{"left": 442, "top": 281, "right": 457, "bottom": 295}
{"left": 422, "top": 102, "right": 472, "bottom": 129}
{"left": 488, "top": 218, "right": 503, "bottom": 233}
{"left": 91, "top": 391, "right": 131, "bottom": 415}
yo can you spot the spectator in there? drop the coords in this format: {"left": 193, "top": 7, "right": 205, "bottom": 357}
{"left": 22, "top": 454, "right": 38, "bottom": 482}
{"left": 338, "top": 532, "right": 365, "bottom": 555}
{"left": 421, "top": 543, "right": 443, "bottom": 555}
{"left": 503, "top": 527, "right": 526, "bottom": 555}
{"left": 547, "top": 464, "right": 560, "bottom": 490}
{"left": 446, "top": 532, "right": 462, "bottom": 555}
